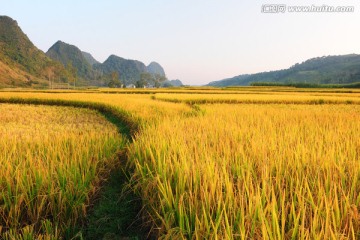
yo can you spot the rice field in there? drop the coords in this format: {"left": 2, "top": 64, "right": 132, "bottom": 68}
{"left": 154, "top": 92, "right": 360, "bottom": 105}
{"left": 0, "top": 104, "right": 125, "bottom": 239}
{"left": 129, "top": 104, "right": 360, "bottom": 239}
{"left": 0, "top": 87, "right": 359, "bottom": 239}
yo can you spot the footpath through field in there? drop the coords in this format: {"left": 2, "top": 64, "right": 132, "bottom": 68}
{"left": 0, "top": 88, "right": 359, "bottom": 239}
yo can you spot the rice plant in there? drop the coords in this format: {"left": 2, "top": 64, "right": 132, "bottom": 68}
{"left": 128, "top": 104, "right": 360, "bottom": 239}
{"left": 1, "top": 88, "right": 359, "bottom": 239}
{"left": 0, "top": 104, "right": 125, "bottom": 239}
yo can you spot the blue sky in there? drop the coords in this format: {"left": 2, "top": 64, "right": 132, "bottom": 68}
{"left": 2, "top": 0, "right": 360, "bottom": 85}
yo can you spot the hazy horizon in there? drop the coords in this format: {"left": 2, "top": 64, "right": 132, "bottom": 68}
{"left": 2, "top": 0, "right": 360, "bottom": 85}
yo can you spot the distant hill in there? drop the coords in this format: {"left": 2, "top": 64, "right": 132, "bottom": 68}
{"left": 48, "top": 42, "right": 167, "bottom": 86}
{"left": 0, "top": 15, "right": 170, "bottom": 88}
{"left": 48, "top": 42, "right": 168, "bottom": 86}
{"left": 82, "top": 51, "right": 99, "bottom": 66}
{"left": 162, "top": 79, "right": 183, "bottom": 87}
{"left": 168, "top": 79, "right": 183, "bottom": 86}
{"left": 147, "top": 62, "right": 165, "bottom": 77}
{"left": 0, "top": 15, "right": 66, "bottom": 87}
{"left": 46, "top": 41, "right": 96, "bottom": 82}
{"left": 207, "top": 54, "right": 360, "bottom": 86}
{"left": 94, "top": 55, "right": 148, "bottom": 85}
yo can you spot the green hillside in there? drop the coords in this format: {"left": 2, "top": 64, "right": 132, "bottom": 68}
{"left": 208, "top": 54, "right": 360, "bottom": 87}
{"left": 94, "top": 55, "right": 148, "bottom": 85}
{"left": 0, "top": 16, "right": 67, "bottom": 87}
{"left": 0, "top": 15, "right": 168, "bottom": 88}
{"left": 147, "top": 61, "right": 166, "bottom": 77}
{"left": 82, "top": 51, "right": 99, "bottom": 66}
{"left": 47, "top": 43, "right": 168, "bottom": 86}
{"left": 46, "top": 41, "right": 97, "bottom": 83}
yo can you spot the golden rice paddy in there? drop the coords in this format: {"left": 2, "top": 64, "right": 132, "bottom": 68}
{"left": 0, "top": 104, "right": 124, "bottom": 239}
{"left": 0, "top": 87, "right": 359, "bottom": 239}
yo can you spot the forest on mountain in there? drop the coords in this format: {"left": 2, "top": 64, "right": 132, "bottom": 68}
{"left": 0, "top": 15, "right": 180, "bottom": 88}
{"left": 208, "top": 55, "right": 360, "bottom": 87}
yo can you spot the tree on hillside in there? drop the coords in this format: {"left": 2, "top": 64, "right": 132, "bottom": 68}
{"left": 44, "top": 62, "right": 56, "bottom": 89}
{"left": 136, "top": 72, "right": 152, "bottom": 88}
{"left": 135, "top": 79, "right": 147, "bottom": 88}
{"left": 154, "top": 73, "right": 167, "bottom": 82}
{"left": 138, "top": 72, "right": 167, "bottom": 88}
{"left": 140, "top": 72, "right": 153, "bottom": 83}
{"left": 153, "top": 73, "right": 167, "bottom": 88}
{"left": 66, "top": 61, "right": 77, "bottom": 87}
{"left": 107, "top": 71, "right": 122, "bottom": 88}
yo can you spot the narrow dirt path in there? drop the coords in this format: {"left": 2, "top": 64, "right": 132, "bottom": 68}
{"left": 0, "top": 99, "right": 148, "bottom": 239}
{"left": 80, "top": 163, "right": 145, "bottom": 239}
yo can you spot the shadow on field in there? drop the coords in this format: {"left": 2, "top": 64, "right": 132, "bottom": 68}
{"left": 76, "top": 114, "right": 149, "bottom": 239}
{"left": 79, "top": 160, "right": 147, "bottom": 240}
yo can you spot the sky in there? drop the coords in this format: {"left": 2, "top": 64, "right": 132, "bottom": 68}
{"left": 1, "top": 0, "right": 360, "bottom": 85}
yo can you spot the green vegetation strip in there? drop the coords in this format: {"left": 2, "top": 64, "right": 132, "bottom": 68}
{"left": 250, "top": 81, "right": 360, "bottom": 88}
{"left": 153, "top": 96, "right": 358, "bottom": 105}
